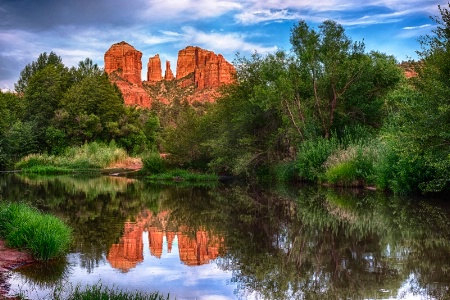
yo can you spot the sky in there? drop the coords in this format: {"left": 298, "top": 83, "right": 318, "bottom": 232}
{"left": 0, "top": 0, "right": 444, "bottom": 91}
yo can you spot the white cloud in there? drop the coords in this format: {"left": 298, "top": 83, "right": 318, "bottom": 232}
{"left": 140, "top": 0, "right": 241, "bottom": 21}
{"left": 235, "top": 9, "right": 301, "bottom": 24}
{"left": 403, "top": 24, "right": 432, "bottom": 30}
{"left": 179, "top": 26, "right": 277, "bottom": 55}
{"left": 234, "top": 0, "right": 439, "bottom": 26}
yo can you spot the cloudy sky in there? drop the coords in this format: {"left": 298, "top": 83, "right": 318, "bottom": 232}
{"left": 0, "top": 0, "right": 443, "bottom": 91}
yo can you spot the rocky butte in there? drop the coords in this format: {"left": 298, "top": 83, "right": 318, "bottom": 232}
{"left": 104, "top": 41, "right": 151, "bottom": 107}
{"left": 104, "top": 41, "right": 235, "bottom": 107}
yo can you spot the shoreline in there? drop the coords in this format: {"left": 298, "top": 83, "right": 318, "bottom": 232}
{"left": 0, "top": 240, "right": 35, "bottom": 299}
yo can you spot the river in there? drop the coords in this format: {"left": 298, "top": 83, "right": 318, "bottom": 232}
{"left": 1, "top": 173, "right": 450, "bottom": 299}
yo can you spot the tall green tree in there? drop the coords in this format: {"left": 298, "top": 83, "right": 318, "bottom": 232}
{"left": 15, "top": 52, "right": 64, "bottom": 95}
{"left": 56, "top": 73, "right": 124, "bottom": 145}
{"left": 289, "top": 20, "right": 401, "bottom": 139}
{"left": 23, "top": 63, "right": 72, "bottom": 151}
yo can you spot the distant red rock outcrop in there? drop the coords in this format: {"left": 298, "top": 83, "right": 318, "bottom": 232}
{"left": 104, "top": 42, "right": 235, "bottom": 107}
{"left": 176, "top": 46, "right": 235, "bottom": 89}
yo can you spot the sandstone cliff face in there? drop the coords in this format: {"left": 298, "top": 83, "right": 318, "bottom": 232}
{"left": 176, "top": 46, "right": 235, "bottom": 89}
{"left": 105, "top": 41, "right": 143, "bottom": 86}
{"left": 105, "top": 42, "right": 151, "bottom": 107}
{"left": 147, "top": 54, "right": 163, "bottom": 82}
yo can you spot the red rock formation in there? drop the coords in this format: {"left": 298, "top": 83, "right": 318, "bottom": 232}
{"left": 165, "top": 61, "right": 174, "bottom": 80}
{"left": 105, "top": 41, "right": 143, "bottom": 86}
{"left": 176, "top": 46, "right": 235, "bottom": 89}
{"left": 147, "top": 54, "right": 163, "bottom": 82}
{"left": 114, "top": 81, "right": 151, "bottom": 107}
{"left": 105, "top": 42, "right": 235, "bottom": 107}
{"left": 105, "top": 42, "right": 152, "bottom": 107}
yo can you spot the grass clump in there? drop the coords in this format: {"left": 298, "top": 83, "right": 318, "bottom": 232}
{"left": 0, "top": 202, "right": 72, "bottom": 260}
{"left": 15, "top": 141, "right": 128, "bottom": 172}
{"left": 33, "top": 282, "right": 170, "bottom": 300}
{"left": 295, "top": 137, "right": 340, "bottom": 181}
{"left": 65, "top": 283, "right": 169, "bottom": 300}
{"left": 146, "top": 169, "right": 218, "bottom": 182}
{"left": 323, "top": 142, "right": 378, "bottom": 187}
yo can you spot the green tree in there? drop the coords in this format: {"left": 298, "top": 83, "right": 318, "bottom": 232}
{"left": 289, "top": 20, "right": 401, "bottom": 139}
{"left": 15, "top": 52, "right": 64, "bottom": 95}
{"left": 23, "top": 63, "right": 72, "bottom": 150}
{"left": 380, "top": 3, "right": 450, "bottom": 193}
{"left": 71, "top": 58, "right": 103, "bottom": 83}
{"left": 0, "top": 91, "right": 27, "bottom": 168}
{"left": 57, "top": 73, "right": 124, "bottom": 145}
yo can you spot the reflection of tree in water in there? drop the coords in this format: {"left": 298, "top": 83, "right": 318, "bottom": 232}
{"left": 3, "top": 174, "right": 450, "bottom": 299}
{"left": 204, "top": 186, "right": 450, "bottom": 300}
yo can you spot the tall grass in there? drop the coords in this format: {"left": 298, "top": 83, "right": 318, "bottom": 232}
{"left": 64, "top": 283, "right": 169, "bottom": 300}
{"left": 15, "top": 141, "right": 128, "bottom": 172}
{"left": 323, "top": 142, "right": 378, "bottom": 187}
{"left": 295, "top": 136, "right": 341, "bottom": 181}
{"left": 14, "top": 282, "right": 170, "bottom": 300}
{"left": 0, "top": 202, "right": 72, "bottom": 260}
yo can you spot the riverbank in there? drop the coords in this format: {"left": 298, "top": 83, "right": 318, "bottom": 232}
{"left": 0, "top": 240, "right": 35, "bottom": 299}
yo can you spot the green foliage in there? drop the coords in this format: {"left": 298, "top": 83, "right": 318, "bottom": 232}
{"left": 9, "top": 54, "right": 157, "bottom": 159}
{"left": 377, "top": 4, "right": 450, "bottom": 194}
{"left": 323, "top": 142, "right": 378, "bottom": 186}
{"left": 24, "top": 63, "right": 72, "bottom": 145}
{"left": 206, "top": 52, "right": 290, "bottom": 176}
{"left": 289, "top": 20, "right": 401, "bottom": 139}
{"left": 15, "top": 51, "right": 64, "bottom": 95}
{"left": 295, "top": 137, "right": 340, "bottom": 181}
{"left": 162, "top": 103, "right": 212, "bottom": 170}
{"left": 142, "top": 152, "right": 166, "bottom": 174}
{"left": 3, "top": 121, "right": 39, "bottom": 159}
{"left": 272, "top": 162, "right": 297, "bottom": 182}
{"left": 0, "top": 202, "right": 72, "bottom": 260}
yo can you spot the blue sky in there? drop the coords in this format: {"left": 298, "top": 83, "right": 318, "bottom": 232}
{"left": 0, "top": 0, "right": 444, "bottom": 91}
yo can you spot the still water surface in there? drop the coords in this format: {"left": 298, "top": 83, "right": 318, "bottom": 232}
{"left": 1, "top": 174, "right": 450, "bottom": 299}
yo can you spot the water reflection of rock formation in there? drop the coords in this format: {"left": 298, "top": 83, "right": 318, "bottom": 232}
{"left": 107, "top": 210, "right": 223, "bottom": 271}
